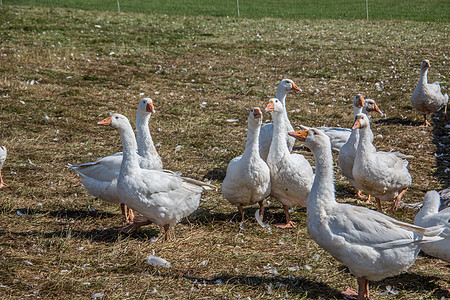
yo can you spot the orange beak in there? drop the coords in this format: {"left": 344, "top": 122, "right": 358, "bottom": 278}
{"left": 253, "top": 108, "right": 262, "bottom": 119}
{"left": 351, "top": 118, "right": 361, "bottom": 130}
{"left": 373, "top": 103, "right": 382, "bottom": 115}
{"left": 288, "top": 130, "right": 309, "bottom": 141}
{"left": 425, "top": 61, "right": 431, "bottom": 68}
{"left": 265, "top": 101, "right": 275, "bottom": 113}
{"left": 97, "top": 116, "right": 112, "bottom": 126}
{"left": 291, "top": 82, "right": 302, "bottom": 92}
{"left": 146, "top": 102, "right": 155, "bottom": 113}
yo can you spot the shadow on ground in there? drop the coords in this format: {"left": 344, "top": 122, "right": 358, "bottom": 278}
{"left": 431, "top": 111, "right": 450, "bottom": 187}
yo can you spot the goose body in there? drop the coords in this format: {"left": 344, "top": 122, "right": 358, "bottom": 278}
{"left": 259, "top": 79, "right": 301, "bottom": 161}
{"left": 352, "top": 113, "right": 412, "bottom": 212}
{"left": 98, "top": 113, "right": 212, "bottom": 240}
{"left": 414, "top": 190, "right": 450, "bottom": 262}
{"left": 222, "top": 107, "right": 271, "bottom": 221}
{"left": 411, "top": 60, "right": 448, "bottom": 126}
{"left": 69, "top": 98, "right": 162, "bottom": 221}
{"left": 0, "top": 146, "right": 7, "bottom": 188}
{"left": 265, "top": 98, "right": 314, "bottom": 228}
{"left": 288, "top": 128, "right": 444, "bottom": 300}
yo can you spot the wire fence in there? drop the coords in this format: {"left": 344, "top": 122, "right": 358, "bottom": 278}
{"left": 2, "top": 0, "right": 449, "bottom": 22}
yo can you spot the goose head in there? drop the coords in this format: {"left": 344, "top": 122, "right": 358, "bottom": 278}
{"left": 288, "top": 128, "right": 331, "bottom": 151}
{"left": 421, "top": 60, "right": 431, "bottom": 70}
{"left": 138, "top": 98, "right": 155, "bottom": 114}
{"left": 353, "top": 94, "right": 365, "bottom": 109}
{"left": 351, "top": 113, "right": 370, "bottom": 130}
{"left": 415, "top": 190, "right": 442, "bottom": 224}
{"left": 276, "top": 79, "right": 301, "bottom": 103}
{"left": 265, "top": 98, "right": 284, "bottom": 115}
{"left": 97, "top": 113, "right": 132, "bottom": 131}
{"left": 248, "top": 107, "right": 263, "bottom": 128}
{"left": 279, "top": 78, "right": 301, "bottom": 93}
{"left": 364, "top": 99, "right": 383, "bottom": 115}
{"left": 422, "top": 190, "right": 441, "bottom": 214}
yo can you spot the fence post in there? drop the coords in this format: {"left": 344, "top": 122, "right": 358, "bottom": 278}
{"left": 366, "top": 0, "right": 369, "bottom": 20}
{"left": 237, "top": 0, "right": 240, "bottom": 17}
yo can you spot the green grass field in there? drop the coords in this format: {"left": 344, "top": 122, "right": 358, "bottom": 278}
{"left": 3, "top": 0, "right": 450, "bottom": 22}
{"left": 0, "top": 4, "right": 449, "bottom": 300}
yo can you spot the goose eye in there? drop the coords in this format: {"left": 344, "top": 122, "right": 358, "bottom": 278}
{"left": 115, "top": 116, "right": 119, "bottom": 119}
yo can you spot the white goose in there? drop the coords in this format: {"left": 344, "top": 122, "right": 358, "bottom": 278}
{"left": 222, "top": 107, "right": 271, "bottom": 222}
{"left": 414, "top": 190, "right": 450, "bottom": 262}
{"left": 301, "top": 96, "right": 382, "bottom": 152}
{"left": 98, "top": 113, "right": 213, "bottom": 240}
{"left": 69, "top": 98, "right": 162, "bottom": 222}
{"left": 0, "top": 146, "right": 7, "bottom": 188}
{"left": 352, "top": 113, "right": 412, "bottom": 212}
{"left": 338, "top": 95, "right": 381, "bottom": 199}
{"left": 259, "top": 79, "right": 301, "bottom": 161}
{"left": 265, "top": 98, "right": 314, "bottom": 228}
{"left": 411, "top": 60, "right": 448, "bottom": 126}
{"left": 288, "top": 128, "right": 444, "bottom": 300}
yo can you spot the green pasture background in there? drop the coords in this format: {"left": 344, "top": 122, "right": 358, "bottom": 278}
{"left": 3, "top": 0, "right": 450, "bottom": 22}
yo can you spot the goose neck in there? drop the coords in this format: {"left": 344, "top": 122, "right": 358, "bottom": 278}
{"left": 357, "top": 124, "right": 375, "bottom": 155}
{"left": 347, "top": 128, "right": 360, "bottom": 145}
{"left": 419, "top": 68, "right": 428, "bottom": 85}
{"left": 117, "top": 124, "right": 140, "bottom": 175}
{"left": 268, "top": 112, "right": 289, "bottom": 159}
{"left": 353, "top": 105, "right": 363, "bottom": 120}
{"left": 242, "top": 125, "right": 261, "bottom": 160}
{"left": 276, "top": 86, "right": 287, "bottom": 106}
{"left": 308, "top": 142, "right": 336, "bottom": 211}
{"left": 135, "top": 112, "right": 156, "bottom": 157}
{"left": 276, "top": 87, "right": 292, "bottom": 125}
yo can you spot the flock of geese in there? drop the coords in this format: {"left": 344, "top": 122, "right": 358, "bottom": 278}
{"left": 0, "top": 60, "right": 448, "bottom": 299}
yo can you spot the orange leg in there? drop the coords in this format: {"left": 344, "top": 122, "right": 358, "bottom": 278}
{"left": 120, "top": 203, "right": 128, "bottom": 223}
{"left": 275, "top": 205, "right": 295, "bottom": 228}
{"left": 390, "top": 187, "right": 408, "bottom": 212}
{"left": 356, "top": 190, "right": 365, "bottom": 198}
{"left": 376, "top": 198, "right": 383, "bottom": 213}
{"left": 127, "top": 206, "right": 135, "bottom": 223}
{"left": 357, "top": 190, "right": 372, "bottom": 204}
{"left": 237, "top": 204, "right": 245, "bottom": 222}
{"left": 420, "top": 114, "right": 431, "bottom": 127}
{"left": 0, "top": 170, "right": 7, "bottom": 189}
{"left": 342, "top": 277, "right": 369, "bottom": 299}
{"left": 258, "top": 201, "right": 265, "bottom": 221}
{"left": 163, "top": 224, "right": 171, "bottom": 241}
{"left": 120, "top": 203, "right": 139, "bottom": 223}
{"left": 357, "top": 276, "right": 369, "bottom": 300}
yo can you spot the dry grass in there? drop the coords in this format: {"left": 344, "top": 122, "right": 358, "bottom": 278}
{"left": 0, "top": 5, "right": 449, "bottom": 299}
